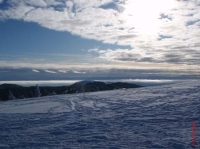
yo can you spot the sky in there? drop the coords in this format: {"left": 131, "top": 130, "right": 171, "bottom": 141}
{"left": 0, "top": 0, "right": 200, "bottom": 82}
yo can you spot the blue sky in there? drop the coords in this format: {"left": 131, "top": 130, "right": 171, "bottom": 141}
{"left": 0, "top": 0, "right": 200, "bottom": 81}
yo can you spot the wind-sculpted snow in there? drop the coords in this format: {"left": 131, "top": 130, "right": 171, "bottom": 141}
{"left": 0, "top": 81, "right": 200, "bottom": 148}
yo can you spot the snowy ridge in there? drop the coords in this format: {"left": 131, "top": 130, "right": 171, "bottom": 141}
{"left": 0, "top": 81, "right": 200, "bottom": 148}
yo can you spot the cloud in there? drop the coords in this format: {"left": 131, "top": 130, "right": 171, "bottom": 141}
{"left": 45, "top": 0, "right": 63, "bottom": 6}
{"left": 1, "top": 67, "right": 200, "bottom": 82}
{"left": 88, "top": 47, "right": 200, "bottom": 66}
{"left": 58, "top": 70, "right": 68, "bottom": 73}
{"left": 44, "top": 70, "right": 57, "bottom": 73}
{"left": 90, "top": 48, "right": 159, "bottom": 62}
{"left": 96, "top": 49, "right": 142, "bottom": 62}
{"left": 87, "top": 48, "right": 99, "bottom": 53}
{"left": 1, "top": 59, "right": 200, "bottom": 74}
{"left": 32, "top": 69, "right": 40, "bottom": 73}
{"left": 73, "top": 71, "right": 86, "bottom": 74}
{"left": 0, "top": 0, "right": 3, "bottom": 4}
{"left": 0, "top": 0, "right": 200, "bottom": 67}
{"left": 20, "top": 0, "right": 47, "bottom": 7}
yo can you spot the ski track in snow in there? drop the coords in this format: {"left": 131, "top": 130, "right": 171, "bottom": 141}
{"left": 0, "top": 81, "right": 200, "bottom": 148}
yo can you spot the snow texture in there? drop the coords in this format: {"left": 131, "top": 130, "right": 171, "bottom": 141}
{"left": 0, "top": 81, "right": 200, "bottom": 148}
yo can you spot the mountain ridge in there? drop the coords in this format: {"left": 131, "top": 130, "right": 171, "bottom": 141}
{"left": 0, "top": 80, "right": 142, "bottom": 101}
{"left": 0, "top": 83, "right": 23, "bottom": 89}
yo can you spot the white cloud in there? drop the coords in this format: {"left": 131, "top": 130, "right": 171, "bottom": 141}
{"left": 0, "top": 0, "right": 200, "bottom": 67}
{"left": 44, "top": 70, "right": 57, "bottom": 73}
{"left": 0, "top": 0, "right": 3, "bottom": 4}
{"left": 87, "top": 48, "right": 100, "bottom": 53}
{"left": 73, "top": 71, "right": 86, "bottom": 74}
{"left": 58, "top": 70, "right": 68, "bottom": 73}
{"left": 0, "top": 3, "right": 34, "bottom": 20}
{"left": 32, "top": 69, "right": 40, "bottom": 73}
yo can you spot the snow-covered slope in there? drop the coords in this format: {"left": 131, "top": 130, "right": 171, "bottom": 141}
{"left": 0, "top": 81, "right": 199, "bottom": 148}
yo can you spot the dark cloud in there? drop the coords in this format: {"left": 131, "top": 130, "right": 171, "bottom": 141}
{"left": 117, "top": 34, "right": 137, "bottom": 40}
{"left": 159, "top": 13, "right": 172, "bottom": 21}
{"left": 186, "top": 19, "right": 200, "bottom": 26}
{"left": 138, "top": 57, "right": 156, "bottom": 62}
{"left": 100, "top": 2, "right": 124, "bottom": 12}
{"left": 158, "top": 34, "right": 173, "bottom": 40}
{"left": 61, "top": 19, "right": 92, "bottom": 27}
{"left": 172, "top": 46, "right": 188, "bottom": 49}
{"left": 191, "top": 42, "right": 200, "bottom": 48}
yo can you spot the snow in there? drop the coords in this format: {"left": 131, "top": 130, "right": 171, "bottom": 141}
{"left": 0, "top": 81, "right": 200, "bottom": 148}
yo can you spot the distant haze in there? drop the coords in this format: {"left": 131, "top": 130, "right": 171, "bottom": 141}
{"left": 0, "top": 79, "right": 192, "bottom": 87}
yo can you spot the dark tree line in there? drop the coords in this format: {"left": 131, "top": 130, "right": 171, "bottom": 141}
{"left": 0, "top": 81, "right": 142, "bottom": 101}
{"left": 0, "top": 84, "right": 68, "bottom": 101}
